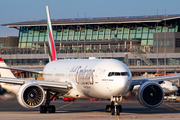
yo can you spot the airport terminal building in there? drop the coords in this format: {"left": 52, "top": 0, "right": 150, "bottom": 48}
{"left": 2, "top": 14, "right": 180, "bottom": 74}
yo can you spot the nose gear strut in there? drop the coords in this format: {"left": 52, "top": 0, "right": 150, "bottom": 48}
{"left": 106, "top": 96, "right": 122, "bottom": 115}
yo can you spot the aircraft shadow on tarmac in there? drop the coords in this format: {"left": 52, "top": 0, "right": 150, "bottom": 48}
{"left": 0, "top": 99, "right": 180, "bottom": 114}
{"left": 54, "top": 108, "right": 180, "bottom": 114}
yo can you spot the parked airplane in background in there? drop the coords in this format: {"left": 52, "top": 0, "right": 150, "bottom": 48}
{"left": 0, "top": 6, "right": 180, "bottom": 116}
{"left": 160, "top": 81, "right": 178, "bottom": 94}
{"left": 133, "top": 81, "right": 178, "bottom": 95}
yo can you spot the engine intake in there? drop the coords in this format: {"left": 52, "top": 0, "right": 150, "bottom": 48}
{"left": 17, "top": 82, "right": 45, "bottom": 109}
{"left": 137, "top": 81, "right": 164, "bottom": 108}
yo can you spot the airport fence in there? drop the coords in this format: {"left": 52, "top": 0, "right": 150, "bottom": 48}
{"left": 0, "top": 45, "right": 152, "bottom": 55}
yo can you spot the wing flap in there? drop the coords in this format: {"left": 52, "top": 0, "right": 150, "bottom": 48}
{"left": 0, "top": 77, "right": 24, "bottom": 84}
{"left": 132, "top": 74, "right": 180, "bottom": 85}
{"left": 0, "top": 66, "right": 43, "bottom": 74}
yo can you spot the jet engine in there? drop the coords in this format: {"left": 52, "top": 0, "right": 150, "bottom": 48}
{"left": 17, "top": 82, "right": 45, "bottom": 109}
{"left": 137, "top": 81, "right": 164, "bottom": 108}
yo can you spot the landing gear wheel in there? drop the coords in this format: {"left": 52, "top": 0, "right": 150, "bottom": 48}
{"left": 40, "top": 91, "right": 59, "bottom": 113}
{"left": 48, "top": 105, "right": 56, "bottom": 113}
{"left": 40, "top": 105, "right": 47, "bottom": 113}
{"left": 108, "top": 96, "right": 123, "bottom": 115}
{"left": 111, "top": 106, "right": 115, "bottom": 115}
{"left": 106, "top": 105, "right": 111, "bottom": 112}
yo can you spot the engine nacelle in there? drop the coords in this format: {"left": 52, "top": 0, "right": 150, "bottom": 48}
{"left": 17, "top": 82, "right": 45, "bottom": 109}
{"left": 137, "top": 81, "right": 164, "bottom": 108}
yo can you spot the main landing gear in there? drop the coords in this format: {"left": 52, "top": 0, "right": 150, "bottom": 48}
{"left": 40, "top": 90, "right": 59, "bottom": 113}
{"left": 106, "top": 96, "right": 122, "bottom": 115}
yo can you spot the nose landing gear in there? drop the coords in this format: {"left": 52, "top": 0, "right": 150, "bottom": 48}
{"left": 106, "top": 96, "right": 122, "bottom": 115}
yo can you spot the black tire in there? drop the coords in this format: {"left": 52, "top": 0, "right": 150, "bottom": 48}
{"left": 111, "top": 106, "right": 115, "bottom": 115}
{"left": 48, "top": 105, "right": 56, "bottom": 113}
{"left": 119, "top": 105, "right": 122, "bottom": 112}
{"left": 106, "top": 105, "right": 111, "bottom": 112}
{"left": 40, "top": 105, "right": 47, "bottom": 113}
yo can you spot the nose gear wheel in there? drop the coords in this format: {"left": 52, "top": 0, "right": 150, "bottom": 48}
{"left": 106, "top": 96, "right": 123, "bottom": 116}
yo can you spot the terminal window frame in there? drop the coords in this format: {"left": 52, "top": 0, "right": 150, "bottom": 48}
{"left": 175, "top": 38, "right": 180, "bottom": 47}
{"left": 108, "top": 72, "right": 130, "bottom": 77}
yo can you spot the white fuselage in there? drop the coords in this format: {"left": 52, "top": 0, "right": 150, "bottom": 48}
{"left": 43, "top": 59, "right": 132, "bottom": 99}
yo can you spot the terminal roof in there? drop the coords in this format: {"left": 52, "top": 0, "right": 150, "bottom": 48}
{"left": 2, "top": 14, "right": 180, "bottom": 27}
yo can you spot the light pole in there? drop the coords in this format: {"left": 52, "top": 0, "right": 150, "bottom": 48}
{"left": 156, "top": 9, "right": 159, "bottom": 74}
{"left": 77, "top": 13, "right": 79, "bottom": 59}
{"left": 84, "top": 12, "right": 86, "bottom": 59}
{"left": 164, "top": 9, "right": 167, "bottom": 75}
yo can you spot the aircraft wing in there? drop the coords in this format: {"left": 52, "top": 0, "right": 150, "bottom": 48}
{"left": 132, "top": 74, "right": 180, "bottom": 85}
{"left": 0, "top": 77, "right": 72, "bottom": 93}
{"left": 0, "top": 66, "right": 43, "bottom": 74}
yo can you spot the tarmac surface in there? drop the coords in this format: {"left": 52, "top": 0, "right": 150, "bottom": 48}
{"left": 0, "top": 98, "right": 180, "bottom": 120}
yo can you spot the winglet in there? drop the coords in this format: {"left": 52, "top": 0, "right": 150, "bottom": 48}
{"left": 46, "top": 6, "right": 57, "bottom": 61}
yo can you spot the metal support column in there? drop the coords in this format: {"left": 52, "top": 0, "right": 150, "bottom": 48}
{"left": 130, "top": 41, "right": 132, "bottom": 49}
{"left": 44, "top": 43, "right": 46, "bottom": 54}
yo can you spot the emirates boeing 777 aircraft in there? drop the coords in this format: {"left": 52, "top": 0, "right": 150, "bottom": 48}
{"left": 0, "top": 6, "right": 180, "bottom": 115}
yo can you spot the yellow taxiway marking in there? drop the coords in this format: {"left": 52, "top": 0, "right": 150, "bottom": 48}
{"left": 163, "top": 103, "right": 180, "bottom": 111}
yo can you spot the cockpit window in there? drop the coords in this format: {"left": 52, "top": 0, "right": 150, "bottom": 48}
{"left": 108, "top": 72, "right": 130, "bottom": 77}
{"left": 115, "top": 72, "right": 121, "bottom": 76}
{"left": 108, "top": 72, "right": 114, "bottom": 76}
{"left": 172, "top": 84, "right": 175, "bottom": 86}
{"left": 121, "top": 72, "right": 128, "bottom": 76}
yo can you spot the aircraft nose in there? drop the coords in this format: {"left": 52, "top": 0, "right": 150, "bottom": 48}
{"left": 171, "top": 86, "right": 178, "bottom": 93}
{"left": 115, "top": 77, "right": 131, "bottom": 94}
{"left": 174, "top": 86, "right": 178, "bottom": 91}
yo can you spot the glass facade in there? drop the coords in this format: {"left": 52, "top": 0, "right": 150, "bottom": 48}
{"left": 18, "top": 20, "right": 179, "bottom": 48}
{"left": 98, "top": 29, "right": 104, "bottom": 40}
